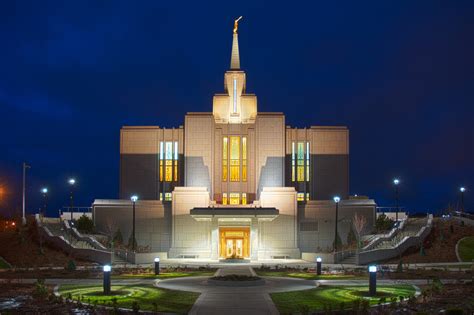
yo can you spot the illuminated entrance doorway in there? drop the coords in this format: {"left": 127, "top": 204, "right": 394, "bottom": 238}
{"left": 219, "top": 227, "right": 250, "bottom": 259}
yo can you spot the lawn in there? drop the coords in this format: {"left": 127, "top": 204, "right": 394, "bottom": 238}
{"left": 59, "top": 284, "right": 199, "bottom": 314}
{"left": 255, "top": 270, "right": 366, "bottom": 280}
{"left": 271, "top": 285, "right": 416, "bottom": 313}
{"left": 458, "top": 236, "right": 474, "bottom": 262}
{"left": 113, "top": 270, "right": 215, "bottom": 279}
{"left": 0, "top": 256, "right": 11, "bottom": 269}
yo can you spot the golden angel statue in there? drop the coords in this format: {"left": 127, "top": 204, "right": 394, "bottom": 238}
{"left": 233, "top": 16, "right": 243, "bottom": 34}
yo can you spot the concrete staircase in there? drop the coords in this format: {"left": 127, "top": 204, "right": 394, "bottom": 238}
{"left": 338, "top": 253, "right": 357, "bottom": 264}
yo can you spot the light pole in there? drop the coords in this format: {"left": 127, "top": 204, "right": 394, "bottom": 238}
{"left": 393, "top": 178, "right": 400, "bottom": 222}
{"left": 460, "top": 187, "right": 466, "bottom": 213}
{"left": 22, "top": 162, "right": 31, "bottom": 225}
{"left": 68, "top": 178, "right": 76, "bottom": 223}
{"left": 369, "top": 265, "right": 377, "bottom": 296}
{"left": 316, "top": 257, "right": 322, "bottom": 276}
{"left": 41, "top": 188, "right": 48, "bottom": 217}
{"left": 333, "top": 196, "right": 341, "bottom": 253}
{"left": 131, "top": 195, "right": 138, "bottom": 251}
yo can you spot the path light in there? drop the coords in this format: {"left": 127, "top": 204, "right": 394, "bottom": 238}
{"left": 316, "top": 257, "right": 322, "bottom": 275}
{"left": 333, "top": 196, "right": 341, "bottom": 252}
{"left": 369, "top": 265, "right": 377, "bottom": 296}
{"left": 130, "top": 195, "right": 138, "bottom": 251}
{"left": 103, "top": 265, "right": 111, "bottom": 295}
{"left": 154, "top": 257, "right": 160, "bottom": 275}
{"left": 460, "top": 187, "right": 466, "bottom": 213}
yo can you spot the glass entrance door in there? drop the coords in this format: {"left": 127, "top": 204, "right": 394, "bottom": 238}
{"left": 219, "top": 227, "right": 250, "bottom": 259}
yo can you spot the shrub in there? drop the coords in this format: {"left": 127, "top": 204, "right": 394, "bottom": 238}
{"left": 32, "top": 279, "right": 48, "bottom": 299}
{"left": 132, "top": 301, "right": 140, "bottom": 314}
{"left": 446, "top": 308, "right": 463, "bottom": 315}
{"left": 65, "top": 259, "right": 76, "bottom": 272}
{"left": 76, "top": 215, "right": 94, "bottom": 234}
{"left": 375, "top": 214, "right": 394, "bottom": 232}
{"left": 347, "top": 228, "right": 357, "bottom": 246}
{"left": 113, "top": 228, "right": 123, "bottom": 245}
{"left": 298, "top": 304, "right": 310, "bottom": 315}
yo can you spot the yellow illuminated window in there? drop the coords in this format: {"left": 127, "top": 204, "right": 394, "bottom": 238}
{"left": 161, "top": 141, "right": 178, "bottom": 182}
{"left": 297, "top": 142, "right": 305, "bottom": 182}
{"left": 297, "top": 192, "right": 305, "bottom": 201}
{"left": 165, "top": 192, "right": 172, "bottom": 201}
{"left": 242, "top": 137, "right": 247, "bottom": 182}
{"left": 222, "top": 193, "right": 228, "bottom": 205}
{"left": 230, "top": 136, "right": 240, "bottom": 182}
{"left": 159, "top": 142, "right": 164, "bottom": 181}
{"left": 242, "top": 193, "right": 247, "bottom": 205}
{"left": 165, "top": 160, "right": 173, "bottom": 182}
{"left": 306, "top": 193, "right": 310, "bottom": 201}
{"left": 229, "top": 193, "right": 240, "bottom": 205}
{"left": 222, "top": 137, "right": 228, "bottom": 181}
{"left": 291, "top": 142, "right": 296, "bottom": 182}
{"left": 159, "top": 193, "right": 163, "bottom": 201}
{"left": 174, "top": 141, "right": 178, "bottom": 181}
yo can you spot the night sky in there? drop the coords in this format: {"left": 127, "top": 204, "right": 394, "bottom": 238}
{"left": 1, "top": 1, "right": 473, "bottom": 217}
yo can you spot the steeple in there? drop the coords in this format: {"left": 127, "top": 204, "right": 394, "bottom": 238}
{"left": 230, "top": 16, "right": 242, "bottom": 70}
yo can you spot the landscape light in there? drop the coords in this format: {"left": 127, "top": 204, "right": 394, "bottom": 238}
{"left": 41, "top": 188, "right": 48, "bottom": 194}
{"left": 103, "top": 265, "right": 111, "bottom": 294}
{"left": 369, "top": 265, "right": 377, "bottom": 296}
{"left": 316, "top": 257, "right": 322, "bottom": 275}
{"left": 154, "top": 257, "right": 160, "bottom": 275}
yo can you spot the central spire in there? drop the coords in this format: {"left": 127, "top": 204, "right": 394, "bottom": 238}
{"left": 230, "top": 16, "right": 242, "bottom": 70}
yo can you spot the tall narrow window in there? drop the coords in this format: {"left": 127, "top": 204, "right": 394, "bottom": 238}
{"left": 242, "top": 193, "right": 247, "bottom": 205}
{"left": 222, "top": 137, "right": 228, "bottom": 181}
{"left": 233, "top": 79, "right": 237, "bottom": 113}
{"left": 242, "top": 137, "right": 247, "bottom": 182}
{"left": 165, "top": 142, "right": 173, "bottom": 182}
{"left": 230, "top": 193, "right": 240, "bottom": 205}
{"left": 222, "top": 193, "right": 228, "bottom": 205}
{"left": 297, "top": 192, "right": 305, "bottom": 201}
{"left": 291, "top": 142, "right": 296, "bottom": 182}
{"left": 230, "top": 136, "right": 240, "bottom": 181}
{"left": 306, "top": 142, "right": 310, "bottom": 182}
{"left": 297, "top": 142, "right": 305, "bottom": 182}
{"left": 173, "top": 141, "right": 178, "bottom": 181}
{"left": 159, "top": 142, "right": 164, "bottom": 181}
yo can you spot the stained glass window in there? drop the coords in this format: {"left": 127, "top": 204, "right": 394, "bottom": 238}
{"left": 229, "top": 193, "right": 240, "bottom": 205}
{"left": 242, "top": 137, "right": 247, "bottom": 182}
{"left": 222, "top": 137, "right": 228, "bottom": 181}
{"left": 291, "top": 142, "right": 295, "bottom": 182}
{"left": 242, "top": 193, "right": 247, "bottom": 205}
{"left": 306, "top": 142, "right": 310, "bottom": 182}
{"left": 230, "top": 136, "right": 240, "bottom": 181}
{"left": 222, "top": 193, "right": 228, "bottom": 205}
{"left": 297, "top": 142, "right": 305, "bottom": 182}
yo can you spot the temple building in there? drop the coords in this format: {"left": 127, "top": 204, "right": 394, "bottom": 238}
{"left": 93, "top": 21, "right": 376, "bottom": 261}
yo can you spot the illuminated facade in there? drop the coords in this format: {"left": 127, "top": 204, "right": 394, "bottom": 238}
{"left": 93, "top": 25, "right": 376, "bottom": 261}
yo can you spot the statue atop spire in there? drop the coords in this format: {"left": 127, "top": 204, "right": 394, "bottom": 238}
{"left": 233, "top": 16, "right": 243, "bottom": 34}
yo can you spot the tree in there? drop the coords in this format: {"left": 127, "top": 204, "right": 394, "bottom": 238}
{"left": 113, "top": 228, "right": 123, "bottom": 245}
{"left": 76, "top": 215, "right": 94, "bottom": 234}
{"left": 375, "top": 213, "right": 394, "bottom": 232}
{"left": 353, "top": 213, "right": 367, "bottom": 248}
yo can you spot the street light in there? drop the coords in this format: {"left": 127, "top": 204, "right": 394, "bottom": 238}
{"left": 41, "top": 188, "right": 48, "bottom": 217}
{"left": 154, "top": 257, "right": 160, "bottom": 275}
{"left": 393, "top": 178, "right": 400, "bottom": 222}
{"left": 131, "top": 195, "right": 138, "bottom": 251}
{"left": 333, "top": 196, "right": 341, "bottom": 253}
{"left": 316, "top": 257, "right": 322, "bottom": 275}
{"left": 103, "top": 265, "right": 111, "bottom": 295}
{"left": 22, "top": 162, "right": 31, "bottom": 225}
{"left": 369, "top": 265, "right": 377, "bottom": 295}
{"left": 460, "top": 187, "right": 466, "bottom": 213}
{"left": 68, "top": 178, "right": 76, "bottom": 223}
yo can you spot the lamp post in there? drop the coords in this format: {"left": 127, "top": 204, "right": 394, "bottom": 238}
{"left": 154, "top": 257, "right": 160, "bottom": 275}
{"left": 393, "top": 178, "right": 400, "bottom": 222}
{"left": 68, "top": 178, "right": 76, "bottom": 222}
{"left": 460, "top": 187, "right": 466, "bottom": 213}
{"left": 103, "top": 265, "right": 111, "bottom": 295}
{"left": 333, "top": 196, "right": 341, "bottom": 253}
{"left": 131, "top": 195, "right": 138, "bottom": 251}
{"left": 369, "top": 265, "right": 377, "bottom": 296}
{"left": 316, "top": 257, "right": 322, "bottom": 275}
{"left": 41, "top": 188, "right": 48, "bottom": 217}
{"left": 22, "top": 162, "right": 31, "bottom": 225}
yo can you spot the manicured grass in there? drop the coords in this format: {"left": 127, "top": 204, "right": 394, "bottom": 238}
{"left": 458, "top": 236, "right": 474, "bottom": 262}
{"left": 0, "top": 256, "right": 10, "bottom": 269}
{"left": 113, "top": 271, "right": 215, "bottom": 279}
{"left": 59, "top": 284, "right": 199, "bottom": 313}
{"left": 256, "top": 271, "right": 366, "bottom": 280}
{"left": 271, "top": 285, "right": 416, "bottom": 313}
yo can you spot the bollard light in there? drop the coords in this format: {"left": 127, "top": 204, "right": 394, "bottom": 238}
{"left": 103, "top": 265, "right": 111, "bottom": 295}
{"left": 154, "top": 257, "right": 160, "bottom": 275}
{"left": 316, "top": 257, "right": 322, "bottom": 275}
{"left": 369, "top": 265, "right": 377, "bottom": 296}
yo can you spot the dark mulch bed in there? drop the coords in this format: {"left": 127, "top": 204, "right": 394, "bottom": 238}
{"left": 210, "top": 274, "right": 261, "bottom": 281}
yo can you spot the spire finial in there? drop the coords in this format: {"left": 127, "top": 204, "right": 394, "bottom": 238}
{"left": 233, "top": 16, "right": 243, "bottom": 34}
